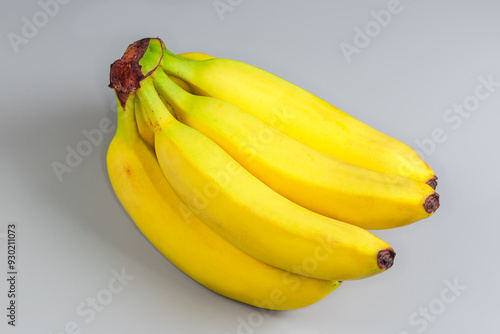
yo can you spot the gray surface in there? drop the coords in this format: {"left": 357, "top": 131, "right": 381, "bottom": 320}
{"left": 1, "top": 0, "right": 499, "bottom": 333}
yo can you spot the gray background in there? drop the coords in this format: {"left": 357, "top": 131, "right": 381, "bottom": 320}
{"left": 1, "top": 0, "right": 499, "bottom": 333}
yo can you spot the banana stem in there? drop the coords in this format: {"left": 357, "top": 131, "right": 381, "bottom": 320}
{"left": 136, "top": 76, "right": 176, "bottom": 131}
{"left": 138, "top": 38, "right": 164, "bottom": 76}
{"left": 153, "top": 69, "right": 192, "bottom": 112}
{"left": 115, "top": 93, "right": 140, "bottom": 145}
{"left": 161, "top": 50, "right": 194, "bottom": 80}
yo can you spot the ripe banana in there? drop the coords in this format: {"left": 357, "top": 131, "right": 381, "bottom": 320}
{"left": 159, "top": 45, "right": 438, "bottom": 188}
{"left": 151, "top": 67, "right": 439, "bottom": 229}
{"left": 107, "top": 92, "right": 341, "bottom": 310}
{"left": 113, "top": 39, "right": 396, "bottom": 281}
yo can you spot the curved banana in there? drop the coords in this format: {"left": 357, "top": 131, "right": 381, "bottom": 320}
{"left": 107, "top": 92, "right": 341, "bottom": 310}
{"left": 151, "top": 68, "right": 439, "bottom": 229}
{"left": 113, "top": 39, "right": 396, "bottom": 281}
{"left": 136, "top": 74, "right": 395, "bottom": 281}
{"left": 159, "top": 45, "right": 437, "bottom": 188}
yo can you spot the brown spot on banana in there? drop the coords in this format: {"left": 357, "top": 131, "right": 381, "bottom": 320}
{"left": 424, "top": 193, "right": 440, "bottom": 214}
{"left": 426, "top": 176, "right": 438, "bottom": 190}
{"left": 377, "top": 249, "right": 396, "bottom": 270}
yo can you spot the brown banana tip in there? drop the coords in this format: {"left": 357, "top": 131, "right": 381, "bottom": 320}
{"left": 377, "top": 248, "right": 396, "bottom": 270}
{"left": 426, "top": 176, "right": 438, "bottom": 190}
{"left": 109, "top": 37, "right": 161, "bottom": 107}
{"left": 424, "top": 193, "right": 440, "bottom": 214}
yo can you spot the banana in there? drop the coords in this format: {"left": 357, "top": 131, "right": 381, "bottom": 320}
{"left": 159, "top": 44, "right": 438, "bottom": 188}
{"left": 106, "top": 91, "right": 341, "bottom": 310}
{"left": 138, "top": 74, "right": 395, "bottom": 281}
{"left": 151, "top": 68, "right": 439, "bottom": 230}
{"left": 116, "top": 38, "right": 396, "bottom": 281}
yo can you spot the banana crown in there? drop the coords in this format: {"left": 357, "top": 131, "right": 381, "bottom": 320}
{"left": 109, "top": 38, "right": 164, "bottom": 108}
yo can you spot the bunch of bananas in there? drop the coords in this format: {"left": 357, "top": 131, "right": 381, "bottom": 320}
{"left": 107, "top": 38, "right": 440, "bottom": 310}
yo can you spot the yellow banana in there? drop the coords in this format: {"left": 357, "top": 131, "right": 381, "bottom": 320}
{"left": 136, "top": 74, "right": 395, "bottom": 281}
{"left": 151, "top": 68, "right": 439, "bottom": 230}
{"left": 106, "top": 92, "right": 341, "bottom": 310}
{"left": 114, "top": 39, "right": 396, "bottom": 281}
{"left": 159, "top": 45, "right": 438, "bottom": 188}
